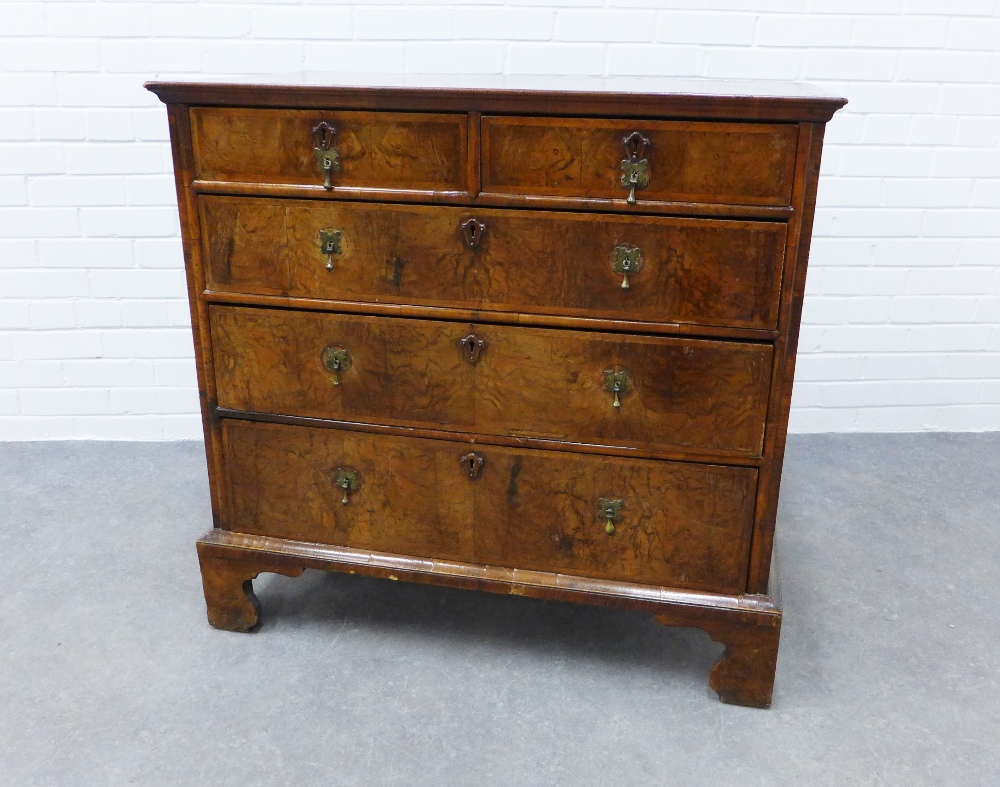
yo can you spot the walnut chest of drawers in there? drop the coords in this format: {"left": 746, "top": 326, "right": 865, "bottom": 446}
{"left": 148, "top": 76, "right": 845, "bottom": 708}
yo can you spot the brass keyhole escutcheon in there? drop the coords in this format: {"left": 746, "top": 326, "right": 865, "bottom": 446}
{"left": 603, "top": 368, "right": 629, "bottom": 409}
{"left": 599, "top": 498, "right": 623, "bottom": 535}
{"left": 620, "top": 131, "right": 651, "bottom": 205}
{"left": 460, "top": 218, "right": 487, "bottom": 249}
{"left": 623, "top": 130, "right": 648, "bottom": 160}
{"left": 321, "top": 346, "right": 352, "bottom": 385}
{"left": 333, "top": 467, "right": 361, "bottom": 505}
{"left": 460, "top": 452, "right": 484, "bottom": 480}
{"left": 458, "top": 333, "right": 486, "bottom": 364}
{"left": 612, "top": 244, "right": 643, "bottom": 289}
{"left": 318, "top": 228, "right": 343, "bottom": 271}
{"left": 312, "top": 121, "right": 341, "bottom": 190}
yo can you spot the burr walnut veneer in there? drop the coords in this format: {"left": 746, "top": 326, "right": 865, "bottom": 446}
{"left": 148, "top": 76, "right": 844, "bottom": 708}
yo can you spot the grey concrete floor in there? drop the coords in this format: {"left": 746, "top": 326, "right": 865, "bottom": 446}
{"left": 0, "top": 435, "right": 998, "bottom": 786}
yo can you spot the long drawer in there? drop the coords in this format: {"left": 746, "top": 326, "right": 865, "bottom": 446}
{"left": 222, "top": 419, "right": 757, "bottom": 594}
{"left": 210, "top": 305, "right": 772, "bottom": 458}
{"left": 481, "top": 115, "right": 799, "bottom": 207}
{"left": 199, "top": 196, "right": 787, "bottom": 331}
{"left": 190, "top": 107, "right": 469, "bottom": 194}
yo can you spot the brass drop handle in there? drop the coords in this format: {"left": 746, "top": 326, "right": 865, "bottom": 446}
{"left": 312, "top": 121, "right": 341, "bottom": 190}
{"left": 460, "top": 451, "right": 484, "bottom": 480}
{"left": 599, "top": 498, "right": 623, "bottom": 535}
{"left": 612, "top": 244, "right": 643, "bottom": 289}
{"left": 620, "top": 131, "right": 651, "bottom": 205}
{"left": 333, "top": 467, "right": 360, "bottom": 505}
{"left": 460, "top": 218, "right": 487, "bottom": 249}
{"left": 322, "top": 345, "right": 352, "bottom": 385}
{"left": 458, "top": 333, "right": 486, "bottom": 364}
{"left": 318, "top": 228, "right": 343, "bottom": 271}
{"left": 603, "top": 368, "right": 629, "bottom": 409}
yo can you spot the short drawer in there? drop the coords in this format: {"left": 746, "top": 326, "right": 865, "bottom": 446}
{"left": 211, "top": 306, "right": 772, "bottom": 458}
{"left": 482, "top": 115, "right": 798, "bottom": 208}
{"left": 190, "top": 107, "right": 468, "bottom": 194}
{"left": 222, "top": 419, "right": 757, "bottom": 594}
{"left": 200, "top": 195, "right": 786, "bottom": 331}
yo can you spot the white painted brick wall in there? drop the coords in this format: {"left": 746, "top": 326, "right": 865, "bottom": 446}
{"left": 1, "top": 1, "right": 999, "bottom": 439}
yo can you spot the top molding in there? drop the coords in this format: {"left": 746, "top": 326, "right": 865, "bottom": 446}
{"left": 145, "top": 73, "right": 848, "bottom": 123}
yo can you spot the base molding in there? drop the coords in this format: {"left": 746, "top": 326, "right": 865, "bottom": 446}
{"left": 196, "top": 529, "right": 782, "bottom": 707}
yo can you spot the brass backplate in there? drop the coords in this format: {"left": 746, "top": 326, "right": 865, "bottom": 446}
{"left": 620, "top": 158, "right": 650, "bottom": 191}
{"left": 332, "top": 467, "right": 361, "bottom": 505}
{"left": 603, "top": 369, "right": 629, "bottom": 395}
{"left": 318, "top": 229, "right": 343, "bottom": 256}
{"left": 612, "top": 244, "right": 643, "bottom": 275}
{"left": 321, "top": 346, "right": 352, "bottom": 384}
{"left": 314, "top": 146, "right": 342, "bottom": 175}
{"left": 334, "top": 467, "right": 360, "bottom": 492}
{"left": 599, "top": 497, "right": 623, "bottom": 520}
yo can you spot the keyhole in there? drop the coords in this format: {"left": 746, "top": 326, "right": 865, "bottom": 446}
{"left": 460, "top": 451, "right": 483, "bottom": 479}
{"left": 623, "top": 131, "right": 649, "bottom": 160}
{"left": 461, "top": 219, "right": 486, "bottom": 249}
{"left": 459, "top": 334, "right": 484, "bottom": 364}
{"left": 313, "top": 121, "right": 335, "bottom": 150}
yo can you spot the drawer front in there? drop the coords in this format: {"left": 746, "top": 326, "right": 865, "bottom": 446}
{"left": 222, "top": 419, "right": 757, "bottom": 593}
{"left": 200, "top": 195, "right": 786, "bottom": 331}
{"left": 211, "top": 306, "right": 772, "bottom": 458}
{"left": 482, "top": 116, "right": 798, "bottom": 207}
{"left": 190, "top": 107, "right": 468, "bottom": 193}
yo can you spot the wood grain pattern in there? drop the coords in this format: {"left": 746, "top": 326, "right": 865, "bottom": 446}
{"left": 191, "top": 178, "right": 796, "bottom": 221}
{"left": 199, "top": 195, "right": 787, "bottom": 331}
{"left": 216, "top": 408, "right": 765, "bottom": 468}
{"left": 195, "top": 526, "right": 783, "bottom": 707}
{"left": 222, "top": 419, "right": 757, "bottom": 594}
{"left": 747, "top": 122, "right": 829, "bottom": 594}
{"left": 197, "top": 546, "right": 304, "bottom": 632}
{"left": 655, "top": 610, "right": 781, "bottom": 707}
{"left": 190, "top": 107, "right": 468, "bottom": 193}
{"left": 198, "top": 288, "right": 780, "bottom": 344}
{"left": 210, "top": 305, "right": 773, "bottom": 458}
{"left": 164, "top": 104, "right": 234, "bottom": 529}
{"left": 482, "top": 116, "right": 798, "bottom": 207}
